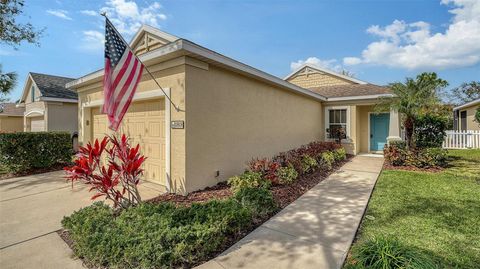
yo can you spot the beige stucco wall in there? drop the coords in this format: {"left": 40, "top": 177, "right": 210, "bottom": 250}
{"left": 287, "top": 72, "right": 354, "bottom": 89}
{"left": 76, "top": 60, "right": 187, "bottom": 194}
{"left": 24, "top": 79, "right": 42, "bottom": 104}
{"left": 46, "top": 102, "right": 78, "bottom": 133}
{"left": 185, "top": 63, "right": 324, "bottom": 193}
{"left": 356, "top": 105, "right": 375, "bottom": 153}
{"left": 460, "top": 104, "right": 480, "bottom": 131}
{"left": 0, "top": 116, "right": 24, "bottom": 132}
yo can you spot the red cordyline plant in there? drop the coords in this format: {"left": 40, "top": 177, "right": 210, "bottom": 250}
{"left": 64, "top": 134, "right": 146, "bottom": 209}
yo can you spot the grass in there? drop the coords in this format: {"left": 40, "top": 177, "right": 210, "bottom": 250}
{"left": 346, "top": 149, "right": 480, "bottom": 268}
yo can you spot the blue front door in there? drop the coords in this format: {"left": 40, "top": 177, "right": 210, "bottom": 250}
{"left": 370, "top": 113, "right": 390, "bottom": 151}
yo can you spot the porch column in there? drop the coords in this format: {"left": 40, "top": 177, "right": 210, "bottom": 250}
{"left": 387, "top": 108, "right": 402, "bottom": 143}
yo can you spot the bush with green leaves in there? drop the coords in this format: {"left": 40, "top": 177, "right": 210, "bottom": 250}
{"left": 348, "top": 237, "right": 436, "bottom": 269}
{"left": 332, "top": 147, "right": 347, "bottom": 162}
{"left": 0, "top": 132, "right": 72, "bottom": 172}
{"left": 301, "top": 154, "right": 318, "bottom": 173}
{"left": 276, "top": 165, "right": 298, "bottom": 184}
{"left": 414, "top": 114, "right": 448, "bottom": 148}
{"left": 233, "top": 187, "right": 277, "bottom": 218}
{"left": 227, "top": 171, "right": 270, "bottom": 193}
{"left": 62, "top": 200, "right": 254, "bottom": 268}
{"left": 319, "top": 151, "right": 335, "bottom": 170}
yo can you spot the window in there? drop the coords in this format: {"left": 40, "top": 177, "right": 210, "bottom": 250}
{"left": 31, "top": 86, "right": 35, "bottom": 102}
{"left": 328, "top": 109, "right": 347, "bottom": 139}
{"left": 460, "top": 110, "right": 467, "bottom": 131}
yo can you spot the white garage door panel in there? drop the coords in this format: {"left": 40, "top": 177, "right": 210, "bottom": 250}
{"left": 91, "top": 99, "right": 166, "bottom": 186}
{"left": 30, "top": 117, "right": 45, "bottom": 132}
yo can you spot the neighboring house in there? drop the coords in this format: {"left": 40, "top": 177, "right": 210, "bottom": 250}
{"left": 453, "top": 99, "right": 480, "bottom": 131}
{"left": 17, "top": 72, "right": 78, "bottom": 133}
{"left": 67, "top": 25, "right": 401, "bottom": 194}
{"left": 0, "top": 103, "right": 25, "bottom": 132}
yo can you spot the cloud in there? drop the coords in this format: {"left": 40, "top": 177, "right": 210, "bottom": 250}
{"left": 80, "top": 10, "right": 98, "bottom": 16}
{"left": 80, "top": 30, "right": 104, "bottom": 51}
{"left": 46, "top": 9, "right": 72, "bottom": 20}
{"left": 343, "top": 0, "right": 480, "bottom": 70}
{"left": 100, "top": 0, "right": 167, "bottom": 36}
{"left": 290, "top": 57, "right": 342, "bottom": 72}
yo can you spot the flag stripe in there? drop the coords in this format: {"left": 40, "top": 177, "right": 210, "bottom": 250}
{"left": 111, "top": 51, "right": 133, "bottom": 91}
{"left": 115, "top": 63, "right": 143, "bottom": 117}
{"left": 111, "top": 53, "right": 136, "bottom": 104}
{"left": 102, "top": 58, "right": 113, "bottom": 114}
{"left": 111, "top": 65, "right": 144, "bottom": 130}
{"left": 112, "top": 59, "right": 140, "bottom": 115}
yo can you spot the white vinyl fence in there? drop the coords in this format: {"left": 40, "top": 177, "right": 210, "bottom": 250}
{"left": 443, "top": 130, "right": 480, "bottom": 149}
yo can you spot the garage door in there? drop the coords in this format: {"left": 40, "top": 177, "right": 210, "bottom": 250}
{"left": 30, "top": 116, "right": 45, "bottom": 132}
{"left": 91, "top": 99, "right": 166, "bottom": 186}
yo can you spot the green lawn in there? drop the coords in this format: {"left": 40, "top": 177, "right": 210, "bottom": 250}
{"left": 347, "top": 149, "right": 480, "bottom": 268}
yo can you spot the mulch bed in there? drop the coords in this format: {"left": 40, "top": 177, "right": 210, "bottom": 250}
{"left": 382, "top": 162, "right": 444, "bottom": 173}
{"left": 0, "top": 163, "right": 70, "bottom": 180}
{"left": 149, "top": 155, "right": 353, "bottom": 209}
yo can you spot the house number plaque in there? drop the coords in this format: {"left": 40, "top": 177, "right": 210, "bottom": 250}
{"left": 171, "top": 120, "right": 184, "bottom": 129}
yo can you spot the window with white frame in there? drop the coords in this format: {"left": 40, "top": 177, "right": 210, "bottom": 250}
{"left": 327, "top": 109, "right": 347, "bottom": 139}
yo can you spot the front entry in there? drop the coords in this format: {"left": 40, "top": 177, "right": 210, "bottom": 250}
{"left": 370, "top": 113, "right": 390, "bottom": 151}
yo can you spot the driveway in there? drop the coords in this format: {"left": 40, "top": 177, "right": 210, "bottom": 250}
{"left": 0, "top": 171, "right": 165, "bottom": 269}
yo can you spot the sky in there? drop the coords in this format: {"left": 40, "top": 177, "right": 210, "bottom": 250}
{"left": 1, "top": 0, "right": 479, "bottom": 102}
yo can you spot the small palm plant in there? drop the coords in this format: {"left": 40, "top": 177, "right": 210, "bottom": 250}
{"left": 377, "top": 72, "right": 448, "bottom": 149}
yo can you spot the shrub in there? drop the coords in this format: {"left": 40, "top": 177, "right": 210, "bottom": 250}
{"left": 233, "top": 187, "right": 277, "bottom": 217}
{"left": 63, "top": 200, "right": 253, "bottom": 268}
{"left": 64, "top": 135, "right": 146, "bottom": 209}
{"left": 414, "top": 114, "right": 448, "bottom": 148}
{"left": 405, "top": 148, "right": 448, "bottom": 168}
{"left": 0, "top": 132, "right": 72, "bottom": 173}
{"left": 301, "top": 154, "right": 318, "bottom": 173}
{"left": 350, "top": 237, "right": 436, "bottom": 269}
{"left": 384, "top": 143, "right": 407, "bottom": 166}
{"left": 228, "top": 171, "right": 269, "bottom": 193}
{"left": 319, "top": 151, "right": 335, "bottom": 170}
{"left": 247, "top": 158, "right": 281, "bottom": 184}
{"left": 385, "top": 143, "right": 447, "bottom": 168}
{"left": 276, "top": 165, "right": 298, "bottom": 184}
{"left": 332, "top": 148, "right": 347, "bottom": 162}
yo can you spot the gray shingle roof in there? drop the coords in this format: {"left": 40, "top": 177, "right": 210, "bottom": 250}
{"left": 307, "top": 84, "right": 392, "bottom": 98}
{"left": 0, "top": 103, "right": 25, "bottom": 116}
{"left": 30, "top": 73, "right": 77, "bottom": 100}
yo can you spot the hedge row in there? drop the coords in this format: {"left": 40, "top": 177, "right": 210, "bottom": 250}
{"left": 0, "top": 132, "right": 73, "bottom": 172}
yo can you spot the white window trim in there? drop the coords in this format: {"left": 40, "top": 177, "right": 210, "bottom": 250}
{"left": 324, "top": 106, "right": 352, "bottom": 142}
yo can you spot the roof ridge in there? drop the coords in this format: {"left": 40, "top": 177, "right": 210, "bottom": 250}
{"left": 30, "top": 72, "right": 75, "bottom": 80}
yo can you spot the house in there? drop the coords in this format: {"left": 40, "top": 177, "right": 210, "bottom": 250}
{"left": 0, "top": 103, "right": 25, "bottom": 132}
{"left": 17, "top": 72, "right": 78, "bottom": 133}
{"left": 453, "top": 99, "right": 480, "bottom": 131}
{"left": 67, "top": 25, "right": 401, "bottom": 194}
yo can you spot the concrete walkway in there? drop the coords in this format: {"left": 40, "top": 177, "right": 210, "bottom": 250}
{"left": 0, "top": 171, "right": 165, "bottom": 269}
{"left": 197, "top": 155, "right": 384, "bottom": 269}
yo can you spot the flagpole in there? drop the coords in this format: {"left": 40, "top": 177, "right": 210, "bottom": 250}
{"left": 101, "top": 13, "right": 180, "bottom": 112}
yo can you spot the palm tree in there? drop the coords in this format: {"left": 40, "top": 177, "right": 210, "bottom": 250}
{"left": 378, "top": 72, "right": 448, "bottom": 149}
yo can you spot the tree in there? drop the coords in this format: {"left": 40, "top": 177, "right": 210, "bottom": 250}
{"left": 377, "top": 72, "right": 448, "bottom": 149}
{"left": 0, "top": 64, "right": 17, "bottom": 95}
{"left": 0, "top": 0, "right": 44, "bottom": 47}
{"left": 0, "top": 0, "right": 43, "bottom": 99}
{"left": 449, "top": 81, "right": 480, "bottom": 105}
{"left": 340, "top": 69, "right": 355, "bottom": 77}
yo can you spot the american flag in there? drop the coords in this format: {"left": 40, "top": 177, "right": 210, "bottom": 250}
{"left": 103, "top": 18, "right": 144, "bottom": 131}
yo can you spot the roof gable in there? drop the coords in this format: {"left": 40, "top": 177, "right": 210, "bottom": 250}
{"left": 130, "top": 25, "right": 179, "bottom": 56}
{"left": 20, "top": 73, "right": 77, "bottom": 102}
{"left": 284, "top": 64, "right": 367, "bottom": 85}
